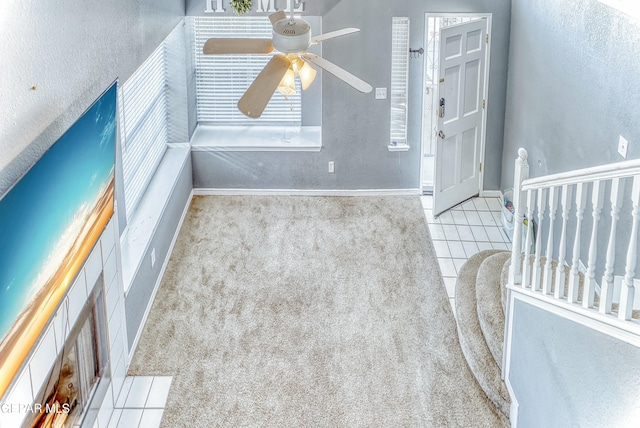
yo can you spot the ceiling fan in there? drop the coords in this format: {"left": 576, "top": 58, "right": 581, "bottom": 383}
{"left": 203, "top": 10, "right": 373, "bottom": 118}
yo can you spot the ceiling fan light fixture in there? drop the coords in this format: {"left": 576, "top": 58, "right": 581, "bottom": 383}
{"left": 277, "top": 67, "right": 297, "bottom": 96}
{"left": 298, "top": 61, "right": 317, "bottom": 90}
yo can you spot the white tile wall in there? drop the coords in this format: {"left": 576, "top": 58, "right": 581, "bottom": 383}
{"left": 109, "top": 326, "right": 126, "bottom": 379}
{"left": 85, "top": 244, "right": 104, "bottom": 295}
{"left": 110, "top": 353, "right": 127, "bottom": 409}
{"left": 106, "top": 274, "right": 121, "bottom": 323}
{"left": 109, "top": 309, "right": 124, "bottom": 349}
{"left": 52, "top": 302, "right": 70, "bottom": 354}
{"left": 28, "top": 324, "right": 57, "bottom": 400}
{"left": 67, "top": 269, "right": 88, "bottom": 329}
{"left": 97, "top": 383, "right": 115, "bottom": 428}
{"left": 104, "top": 250, "right": 118, "bottom": 295}
{"left": 101, "top": 220, "right": 116, "bottom": 264}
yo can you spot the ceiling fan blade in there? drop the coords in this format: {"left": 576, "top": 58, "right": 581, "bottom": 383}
{"left": 311, "top": 28, "right": 360, "bottom": 44}
{"left": 238, "top": 54, "right": 291, "bottom": 119}
{"left": 269, "top": 10, "right": 287, "bottom": 25}
{"left": 301, "top": 53, "right": 373, "bottom": 93}
{"left": 203, "top": 38, "right": 274, "bottom": 55}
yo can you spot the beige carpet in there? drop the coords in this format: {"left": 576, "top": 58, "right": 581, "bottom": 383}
{"left": 129, "top": 196, "right": 504, "bottom": 427}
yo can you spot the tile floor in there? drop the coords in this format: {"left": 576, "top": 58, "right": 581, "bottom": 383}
{"left": 107, "top": 376, "right": 172, "bottom": 428}
{"left": 420, "top": 195, "right": 512, "bottom": 317}
{"left": 105, "top": 195, "right": 511, "bottom": 427}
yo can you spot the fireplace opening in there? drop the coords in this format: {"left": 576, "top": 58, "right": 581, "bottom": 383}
{"left": 25, "top": 277, "right": 109, "bottom": 428}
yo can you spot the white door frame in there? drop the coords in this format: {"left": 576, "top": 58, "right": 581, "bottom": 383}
{"left": 420, "top": 12, "right": 492, "bottom": 198}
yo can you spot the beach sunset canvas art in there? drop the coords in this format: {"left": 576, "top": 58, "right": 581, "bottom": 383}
{"left": 0, "top": 83, "right": 117, "bottom": 399}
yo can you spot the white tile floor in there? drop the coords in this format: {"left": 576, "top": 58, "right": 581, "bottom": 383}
{"left": 107, "top": 376, "right": 172, "bottom": 428}
{"left": 420, "top": 195, "right": 512, "bottom": 317}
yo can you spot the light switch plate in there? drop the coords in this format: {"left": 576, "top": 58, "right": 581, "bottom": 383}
{"left": 618, "top": 135, "right": 629, "bottom": 159}
{"left": 375, "top": 87, "right": 387, "bottom": 100}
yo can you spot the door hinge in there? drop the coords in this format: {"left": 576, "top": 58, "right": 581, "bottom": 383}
{"left": 482, "top": 99, "right": 486, "bottom": 109}
{"left": 486, "top": 34, "right": 489, "bottom": 44}
{"left": 439, "top": 77, "right": 445, "bottom": 83}
{"left": 479, "top": 163, "right": 483, "bottom": 172}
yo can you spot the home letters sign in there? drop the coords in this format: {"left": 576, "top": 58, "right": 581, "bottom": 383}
{"left": 204, "top": 0, "right": 304, "bottom": 13}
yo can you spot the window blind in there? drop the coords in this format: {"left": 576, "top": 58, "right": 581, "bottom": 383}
{"left": 390, "top": 17, "right": 410, "bottom": 145}
{"left": 193, "top": 16, "right": 301, "bottom": 125}
{"left": 119, "top": 41, "right": 168, "bottom": 220}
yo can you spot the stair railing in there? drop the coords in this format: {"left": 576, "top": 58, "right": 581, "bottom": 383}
{"left": 509, "top": 148, "right": 640, "bottom": 321}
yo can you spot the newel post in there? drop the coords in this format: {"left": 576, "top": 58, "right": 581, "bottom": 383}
{"left": 509, "top": 148, "right": 529, "bottom": 285}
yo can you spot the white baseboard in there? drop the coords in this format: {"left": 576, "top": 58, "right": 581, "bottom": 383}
{"left": 193, "top": 188, "right": 421, "bottom": 196}
{"left": 127, "top": 189, "right": 194, "bottom": 364}
{"left": 481, "top": 190, "right": 502, "bottom": 198}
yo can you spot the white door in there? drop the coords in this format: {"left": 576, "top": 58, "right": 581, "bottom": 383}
{"left": 433, "top": 19, "right": 487, "bottom": 216}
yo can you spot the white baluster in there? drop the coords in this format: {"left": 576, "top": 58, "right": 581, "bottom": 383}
{"left": 532, "top": 188, "right": 546, "bottom": 292}
{"left": 619, "top": 176, "right": 640, "bottom": 320}
{"left": 583, "top": 181, "right": 605, "bottom": 309}
{"left": 522, "top": 189, "right": 535, "bottom": 289}
{"left": 509, "top": 148, "right": 529, "bottom": 286}
{"left": 600, "top": 178, "right": 625, "bottom": 314}
{"left": 542, "top": 186, "right": 559, "bottom": 295}
{"left": 568, "top": 183, "right": 587, "bottom": 303}
{"left": 554, "top": 185, "right": 573, "bottom": 299}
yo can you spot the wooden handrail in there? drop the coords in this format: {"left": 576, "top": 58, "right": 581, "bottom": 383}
{"left": 521, "top": 158, "right": 640, "bottom": 191}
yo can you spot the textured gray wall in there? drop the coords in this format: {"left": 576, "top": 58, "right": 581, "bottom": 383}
{"left": 501, "top": 0, "right": 640, "bottom": 189}
{"left": 509, "top": 298, "right": 640, "bottom": 427}
{"left": 0, "top": 0, "right": 184, "bottom": 196}
{"left": 187, "top": 0, "right": 511, "bottom": 191}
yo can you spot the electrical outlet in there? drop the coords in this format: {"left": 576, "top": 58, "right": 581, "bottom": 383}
{"left": 151, "top": 248, "right": 156, "bottom": 268}
{"left": 375, "top": 87, "right": 387, "bottom": 100}
{"left": 618, "top": 135, "right": 629, "bottom": 159}
{"left": 328, "top": 161, "right": 335, "bottom": 173}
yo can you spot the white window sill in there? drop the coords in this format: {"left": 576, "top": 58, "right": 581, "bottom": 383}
{"left": 388, "top": 143, "right": 410, "bottom": 152}
{"left": 190, "top": 125, "right": 322, "bottom": 152}
{"left": 120, "top": 145, "right": 190, "bottom": 294}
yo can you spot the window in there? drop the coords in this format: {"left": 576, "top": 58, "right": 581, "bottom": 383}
{"left": 119, "top": 35, "right": 170, "bottom": 220}
{"left": 193, "top": 16, "right": 302, "bottom": 125}
{"left": 390, "top": 17, "right": 410, "bottom": 149}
